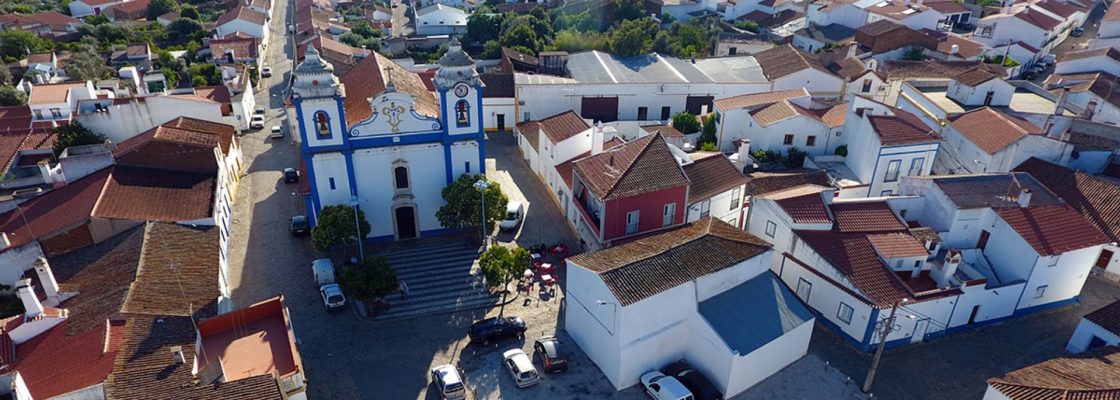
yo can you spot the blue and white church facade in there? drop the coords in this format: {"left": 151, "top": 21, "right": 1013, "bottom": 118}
{"left": 292, "top": 41, "right": 485, "bottom": 241}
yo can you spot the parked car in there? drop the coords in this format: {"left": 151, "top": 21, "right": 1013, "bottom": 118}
{"left": 430, "top": 364, "right": 467, "bottom": 400}
{"left": 270, "top": 125, "right": 284, "bottom": 139}
{"left": 641, "top": 371, "right": 694, "bottom": 400}
{"left": 290, "top": 215, "right": 309, "bottom": 235}
{"left": 283, "top": 167, "right": 299, "bottom": 183}
{"left": 320, "top": 283, "right": 346, "bottom": 310}
{"left": 499, "top": 201, "right": 524, "bottom": 231}
{"left": 250, "top": 115, "right": 265, "bottom": 130}
{"left": 502, "top": 349, "right": 540, "bottom": 388}
{"left": 1072, "top": 27, "right": 1085, "bottom": 37}
{"left": 312, "top": 258, "right": 335, "bottom": 286}
{"left": 261, "top": 66, "right": 272, "bottom": 77}
{"left": 661, "top": 361, "right": 722, "bottom": 400}
{"left": 468, "top": 316, "right": 526, "bottom": 344}
{"left": 533, "top": 336, "right": 568, "bottom": 373}
{"left": 1039, "top": 53, "right": 1057, "bottom": 66}
{"left": 254, "top": 108, "right": 265, "bottom": 116}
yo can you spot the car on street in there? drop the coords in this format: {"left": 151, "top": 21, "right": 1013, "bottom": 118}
{"left": 1039, "top": 53, "right": 1057, "bottom": 66}
{"left": 290, "top": 215, "right": 309, "bottom": 236}
{"left": 641, "top": 371, "right": 694, "bottom": 400}
{"left": 283, "top": 167, "right": 299, "bottom": 183}
{"left": 662, "top": 361, "right": 723, "bottom": 400}
{"left": 533, "top": 336, "right": 568, "bottom": 373}
{"left": 1072, "top": 27, "right": 1084, "bottom": 37}
{"left": 320, "top": 283, "right": 347, "bottom": 311}
{"left": 250, "top": 115, "right": 265, "bottom": 129}
{"left": 254, "top": 108, "right": 265, "bottom": 116}
{"left": 499, "top": 201, "right": 524, "bottom": 231}
{"left": 431, "top": 364, "right": 467, "bottom": 400}
{"left": 468, "top": 316, "right": 526, "bottom": 344}
{"left": 261, "top": 66, "right": 272, "bottom": 77}
{"left": 270, "top": 125, "right": 284, "bottom": 139}
{"left": 502, "top": 349, "right": 540, "bottom": 388}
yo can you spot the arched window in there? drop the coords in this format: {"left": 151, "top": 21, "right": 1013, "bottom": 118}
{"left": 455, "top": 100, "right": 470, "bottom": 127}
{"left": 394, "top": 165, "right": 409, "bottom": 189}
{"left": 314, "top": 111, "right": 331, "bottom": 138}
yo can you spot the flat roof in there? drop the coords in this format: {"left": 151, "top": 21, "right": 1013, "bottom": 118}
{"left": 548, "top": 51, "right": 766, "bottom": 84}
{"left": 916, "top": 86, "right": 1075, "bottom": 116}
{"left": 196, "top": 296, "right": 300, "bottom": 381}
{"left": 698, "top": 272, "right": 814, "bottom": 355}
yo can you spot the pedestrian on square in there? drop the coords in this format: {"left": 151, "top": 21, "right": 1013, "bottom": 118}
{"left": 399, "top": 280, "right": 409, "bottom": 300}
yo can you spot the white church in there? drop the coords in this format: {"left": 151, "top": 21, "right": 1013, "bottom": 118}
{"left": 292, "top": 40, "right": 485, "bottom": 241}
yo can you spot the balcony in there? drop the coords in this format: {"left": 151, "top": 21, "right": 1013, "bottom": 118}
{"left": 573, "top": 193, "right": 601, "bottom": 234}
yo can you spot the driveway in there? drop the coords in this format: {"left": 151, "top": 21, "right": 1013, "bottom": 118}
{"left": 810, "top": 275, "right": 1120, "bottom": 400}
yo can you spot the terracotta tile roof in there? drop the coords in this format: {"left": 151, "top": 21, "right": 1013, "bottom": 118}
{"left": 114, "top": 117, "right": 234, "bottom": 173}
{"left": 341, "top": 53, "right": 439, "bottom": 126}
{"left": 1105, "top": 1, "right": 1120, "bottom": 21}
{"left": 830, "top": 201, "right": 906, "bottom": 232}
{"left": 796, "top": 230, "right": 912, "bottom": 306}
{"left": 987, "top": 346, "right": 1120, "bottom": 400}
{"left": 682, "top": 154, "right": 747, "bottom": 204}
{"left": 91, "top": 166, "right": 215, "bottom": 222}
{"left": 954, "top": 68, "right": 998, "bottom": 87}
{"left": 26, "top": 52, "right": 53, "bottom": 64}
{"left": 763, "top": 184, "right": 832, "bottom": 224}
{"left": 1085, "top": 301, "right": 1120, "bottom": 337}
{"left": 216, "top": 6, "right": 267, "bottom": 27}
{"left": 210, "top": 35, "right": 260, "bottom": 60}
{"left": 868, "top": 109, "right": 940, "bottom": 146}
{"left": 0, "top": 167, "right": 112, "bottom": 249}
{"left": 568, "top": 218, "right": 771, "bottom": 306}
{"left": 831, "top": 57, "right": 868, "bottom": 80}
{"left": 924, "top": 0, "right": 970, "bottom": 14}
{"left": 867, "top": 232, "right": 929, "bottom": 258}
{"left": 750, "top": 101, "right": 799, "bottom": 126}
{"left": 516, "top": 120, "right": 541, "bottom": 152}
{"left": 1035, "top": 0, "right": 1077, "bottom": 18}
{"left": 121, "top": 223, "right": 221, "bottom": 318}
{"left": 194, "top": 85, "right": 232, "bottom": 105}
{"left": 923, "top": 173, "right": 1063, "bottom": 209}
{"left": 867, "top": 0, "right": 929, "bottom": 19}
{"left": 28, "top": 82, "right": 84, "bottom": 105}
{"left": 931, "top": 33, "right": 986, "bottom": 59}
{"left": 1044, "top": 72, "right": 1120, "bottom": 108}
{"left": 882, "top": 59, "right": 1003, "bottom": 80}
{"left": 1015, "top": 7, "right": 1062, "bottom": 31}
{"left": 713, "top": 88, "right": 808, "bottom": 111}
{"left": 855, "top": 20, "right": 938, "bottom": 55}
{"left": 909, "top": 226, "right": 941, "bottom": 245}
{"left": 572, "top": 133, "right": 689, "bottom": 201}
{"left": 480, "top": 72, "right": 515, "bottom": 98}
{"left": 11, "top": 319, "right": 126, "bottom": 399}
{"left": 818, "top": 103, "right": 847, "bottom": 128}
{"left": 753, "top": 45, "right": 831, "bottom": 80}
{"left": 0, "top": 128, "right": 54, "bottom": 173}
{"left": 1058, "top": 47, "right": 1120, "bottom": 63}
{"left": 555, "top": 137, "right": 626, "bottom": 189}
{"left": 47, "top": 225, "right": 145, "bottom": 335}
{"left": 196, "top": 296, "right": 301, "bottom": 381}
{"left": 640, "top": 124, "right": 684, "bottom": 138}
{"left": 995, "top": 206, "right": 1109, "bottom": 256}
{"left": 744, "top": 169, "right": 831, "bottom": 195}
{"left": 949, "top": 107, "right": 1041, "bottom": 154}
{"left": 536, "top": 110, "right": 591, "bottom": 145}
{"left": 0, "top": 105, "right": 32, "bottom": 131}
{"left": 1016, "top": 158, "right": 1120, "bottom": 242}
{"left": 105, "top": 315, "right": 283, "bottom": 400}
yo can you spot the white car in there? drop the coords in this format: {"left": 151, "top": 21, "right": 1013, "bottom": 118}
{"left": 320, "top": 283, "right": 346, "bottom": 311}
{"left": 261, "top": 67, "right": 272, "bottom": 77}
{"left": 430, "top": 364, "right": 467, "bottom": 400}
{"left": 499, "top": 201, "right": 524, "bottom": 231}
{"left": 641, "top": 371, "right": 694, "bottom": 400}
{"left": 502, "top": 349, "right": 540, "bottom": 388}
{"left": 270, "top": 125, "right": 283, "bottom": 139}
{"left": 250, "top": 115, "right": 265, "bottom": 129}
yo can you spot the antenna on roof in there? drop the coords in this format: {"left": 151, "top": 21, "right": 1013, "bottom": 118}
{"left": 169, "top": 259, "right": 208, "bottom": 365}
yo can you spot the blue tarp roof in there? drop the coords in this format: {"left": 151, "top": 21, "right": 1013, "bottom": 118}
{"left": 697, "top": 272, "right": 814, "bottom": 355}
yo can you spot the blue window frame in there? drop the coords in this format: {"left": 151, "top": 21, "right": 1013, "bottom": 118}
{"left": 314, "top": 111, "right": 332, "bottom": 138}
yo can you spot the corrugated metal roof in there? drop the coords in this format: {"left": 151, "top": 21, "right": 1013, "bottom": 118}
{"left": 698, "top": 272, "right": 813, "bottom": 355}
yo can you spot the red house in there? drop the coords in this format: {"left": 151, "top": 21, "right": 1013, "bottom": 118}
{"left": 571, "top": 132, "right": 690, "bottom": 250}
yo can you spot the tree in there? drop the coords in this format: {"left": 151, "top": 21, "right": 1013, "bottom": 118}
{"left": 85, "top": 14, "right": 110, "bottom": 25}
{"left": 0, "top": 29, "right": 51, "bottom": 60}
{"left": 903, "top": 46, "right": 924, "bottom": 61}
{"left": 350, "top": 19, "right": 381, "bottom": 38}
{"left": 0, "top": 86, "right": 26, "bottom": 106}
{"left": 0, "top": 66, "right": 11, "bottom": 86}
{"left": 734, "top": 20, "right": 759, "bottom": 33}
{"left": 614, "top": 0, "right": 645, "bottom": 22}
{"left": 464, "top": 12, "right": 504, "bottom": 45}
{"left": 148, "top": 0, "right": 179, "bottom": 20}
{"left": 499, "top": 24, "right": 540, "bottom": 56}
{"left": 338, "top": 256, "right": 399, "bottom": 302}
{"left": 671, "top": 111, "right": 700, "bottom": 134}
{"left": 550, "top": 29, "right": 608, "bottom": 52}
{"left": 481, "top": 40, "right": 502, "bottom": 59}
{"left": 53, "top": 123, "right": 105, "bottom": 156}
{"left": 699, "top": 113, "right": 717, "bottom": 146}
{"left": 479, "top": 246, "right": 529, "bottom": 316}
{"left": 68, "top": 44, "right": 115, "bottom": 81}
{"left": 179, "top": 4, "right": 200, "bottom": 19}
{"left": 699, "top": 142, "right": 719, "bottom": 152}
{"left": 311, "top": 204, "right": 372, "bottom": 253}
{"left": 436, "top": 174, "right": 508, "bottom": 241}
{"left": 609, "top": 18, "right": 655, "bottom": 57}
{"left": 165, "top": 18, "right": 207, "bottom": 46}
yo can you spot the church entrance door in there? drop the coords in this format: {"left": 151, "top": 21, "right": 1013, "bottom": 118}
{"left": 395, "top": 206, "right": 418, "bottom": 240}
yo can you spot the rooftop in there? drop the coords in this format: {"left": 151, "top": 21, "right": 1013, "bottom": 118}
{"left": 948, "top": 107, "right": 1041, "bottom": 154}
{"left": 762, "top": 184, "right": 832, "bottom": 224}
{"left": 922, "top": 173, "right": 1062, "bottom": 209}
{"left": 987, "top": 346, "right": 1120, "bottom": 400}
{"left": 535, "top": 110, "right": 591, "bottom": 145}
{"left": 744, "top": 169, "right": 831, "bottom": 195}
{"left": 215, "top": 6, "right": 267, "bottom": 26}
{"left": 121, "top": 222, "right": 221, "bottom": 318}
{"left": 28, "top": 82, "right": 85, "bottom": 105}
{"left": 867, "top": 109, "right": 940, "bottom": 146}
{"left": 698, "top": 272, "right": 814, "bottom": 354}
{"left": 568, "top": 218, "right": 771, "bottom": 306}
{"left": 753, "top": 44, "right": 831, "bottom": 80}
{"left": 995, "top": 206, "right": 1109, "bottom": 256}
{"left": 1016, "top": 158, "right": 1120, "bottom": 243}
{"left": 882, "top": 60, "right": 1004, "bottom": 81}
{"left": 196, "top": 296, "right": 301, "bottom": 382}
{"left": 1084, "top": 300, "right": 1120, "bottom": 338}
{"left": 682, "top": 154, "right": 747, "bottom": 204}
{"left": 572, "top": 133, "right": 689, "bottom": 201}
{"left": 830, "top": 201, "right": 905, "bottom": 233}
{"left": 713, "top": 88, "right": 808, "bottom": 111}
{"left": 555, "top": 51, "right": 767, "bottom": 84}
{"left": 341, "top": 53, "right": 439, "bottom": 126}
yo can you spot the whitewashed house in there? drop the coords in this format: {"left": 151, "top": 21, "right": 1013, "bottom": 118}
{"left": 1055, "top": 47, "right": 1120, "bottom": 77}
{"left": 1043, "top": 72, "right": 1120, "bottom": 125}
{"left": 1067, "top": 301, "right": 1120, "bottom": 353}
{"left": 214, "top": 7, "right": 270, "bottom": 43}
{"left": 480, "top": 72, "right": 515, "bottom": 131}
{"left": 25, "top": 81, "right": 95, "bottom": 124}
{"left": 754, "top": 45, "right": 846, "bottom": 94}
{"left": 935, "top": 107, "right": 1069, "bottom": 174}
{"left": 682, "top": 154, "right": 749, "bottom": 228}
{"left": 565, "top": 218, "right": 814, "bottom": 397}
{"left": 415, "top": 4, "right": 468, "bottom": 36}
{"left": 807, "top": 0, "right": 871, "bottom": 30}
{"left": 863, "top": 0, "right": 944, "bottom": 31}
{"left": 972, "top": 0, "right": 1077, "bottom": 56}
{"left": 825, "top": 96, "right": 939, "bottom": 197}
{"left": 946, "top": 70, "right": 1015, "bottom": 107}
{"left": 711, "top": 88, "right": 847, "bottom": 155}
{"left": 515, "top": 110, "right": 594, "bottom": 198}
{"left": 68, "top": 0, "right": 129, "bottom": 17}
{"left": 75, "top": 94, "right": 226, "bottom": 144}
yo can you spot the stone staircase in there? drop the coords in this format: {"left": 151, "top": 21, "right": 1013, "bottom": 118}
{"left": 374, "top": 241, "right": 498, "bottom": 321}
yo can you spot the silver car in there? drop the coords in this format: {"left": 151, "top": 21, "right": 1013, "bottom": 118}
{"left": 502, "top": 349, "right": 540, "bottom": 388}
{"left": 430, "top": 364, "right": 467, "bottom": 400}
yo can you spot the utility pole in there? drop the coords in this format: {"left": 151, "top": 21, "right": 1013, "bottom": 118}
{"left": 863, "top": 299, "right": 904, "bottom": 393}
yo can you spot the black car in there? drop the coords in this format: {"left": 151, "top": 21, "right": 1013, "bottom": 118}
{"left": 662, "top": 361, "right": 723, "bottom": 400}
{"left": 290, "top": 215, "right": 309, "bottom": 236}
{"left": 533, "top": 336, "right": 568, "bottom": 373}
{"left": 468, "top": 316, "right": 526, "bottom": 344}
{"left": 1072, "top": 27, "right": 1085, "bottom": 37}
{"left": 283, "top": 167, "right": 299, "bottom": 183}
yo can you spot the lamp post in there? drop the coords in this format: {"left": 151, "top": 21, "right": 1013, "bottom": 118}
{"left": 863, "top": 298, "right": 907, "bottom": 393}
{"left": 596, "top": 300, "right": 617, "bottom": 336}
{"left": 472, "top": 180, "right": 491, "bottom": 250}
{"left": 350, "top": 196, "right": 364, "bottom": 261}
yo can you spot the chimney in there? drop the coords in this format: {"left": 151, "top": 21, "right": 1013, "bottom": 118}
{"left": 33, "top": 257, "right": 60, "bottom": 306}
{"left": 950, "top": 44, "right": 960, "bottom": 55}
{"left": 16, "top": 279, "right": 44, "bottom": 319}
{"left": 1017, "top": 188, "right": 1032, "bottom": 208}
{"left": 938, "top": 249, "right": 962, "bottom": 284}
{"left": 37, "top": 159, "right": 54, "bottom": 185}
{"left": 170, "top": 345, "right": 186, "bottom": 364}
{"left": 591, "top": 121, "right": 604, "bottom": 155}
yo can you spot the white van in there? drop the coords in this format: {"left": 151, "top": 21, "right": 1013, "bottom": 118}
{"left": 641, "top": 371, "right": 694, "bottom": 400}
{"left": 312, "top": 258, "right": 335, "bottom": 286}
{"left": 499, "top": 201, "right": 524, "bottom": 231}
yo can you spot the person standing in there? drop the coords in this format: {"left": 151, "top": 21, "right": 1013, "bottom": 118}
{"left": 399, "top": 280, "right": 410, "bottom": 300}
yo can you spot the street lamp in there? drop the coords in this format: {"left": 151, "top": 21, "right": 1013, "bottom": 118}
{"left": 472, "top": 180, "right": 491, "bottom": 250}
{"left": 350, "top": 196, "right": 364, "bottom": 261}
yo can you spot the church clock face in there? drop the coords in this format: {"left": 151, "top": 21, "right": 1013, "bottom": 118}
{"left": 453, "top": 83, "right": 469, "bottom": 98}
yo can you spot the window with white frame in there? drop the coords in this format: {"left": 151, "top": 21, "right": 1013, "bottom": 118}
{"left": 730, "top": 187, "right": 741, "bottom": 211}
{"left": 796, "top": 278, "right": 812, "bottom": 301}
{"left": 837, "top": 302, "right": 854, "bottom": 324}
{"left": 765, "top": 220, "right": 776, "bottom": 237}
{"left": 1035, "top": 285, "right": 1048, "bottom": 298}
{"left": 908, "top": 157, "right": 925, "bottom": 176}
{"left": 662, "top": 203, "right": 675, "bottom": 227}
{"left": 626, "top": 210, "right": 640, "bottom": 234}
{"left": 884, "top": 160, "right": 902, "bottom": 182}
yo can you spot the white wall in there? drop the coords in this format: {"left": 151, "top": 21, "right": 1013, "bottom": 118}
{"left": 717, "top": 112, "right": 832, "bottom": 155}
{"left": 516, "top": 82, "right": 771, "bottom": 124}
{"left": 298, "top": 97, "right": 345, "bottom": 148}
{"left": 76, "top": 97, "right": 225, "bottom": 144}
{"left": 947, "top": 79, "right": 1014, "bottom": 107}
{"left": 1067, "top": 318, "right": 1120, "bottom": 353}
{"left": 352, "top": 142, "right": 451, "bottom": 238}
{"left": 0, "top": 242, "right": 45, "bottom": 287}
{"left": 1018, "top": 245, "right": 1103, "bottom": 310}
{"left": 775, "top": 253, "right": 875, "bottom": 343}
{"left": 946, "top": 279, "right": 1024, "bottom": 327}
{"left": 216, "top": 19, "right": 268, "bottom": 41}
{"left": 565, "top": 263, "right": 625, "bottom": 387}
{"left": 983, "top": 385, "right": 1015, "bottom": 400}
{"left": 722, "top": 317, "right": 812, "bottom": 396}
{"left": 773, "top": 69, "right": 845, "bottom": 95}
{"left": 483, "top": 97, "right": 515, "bottom": 131}
{"left": 687, "top": 184, "right": 746, "bottom": 228}
{"left": 1055, "top": 55, "right": 1120, "bottom": 76}
{"left": 866, "top": 144, "right": 939, "bottom": 197}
